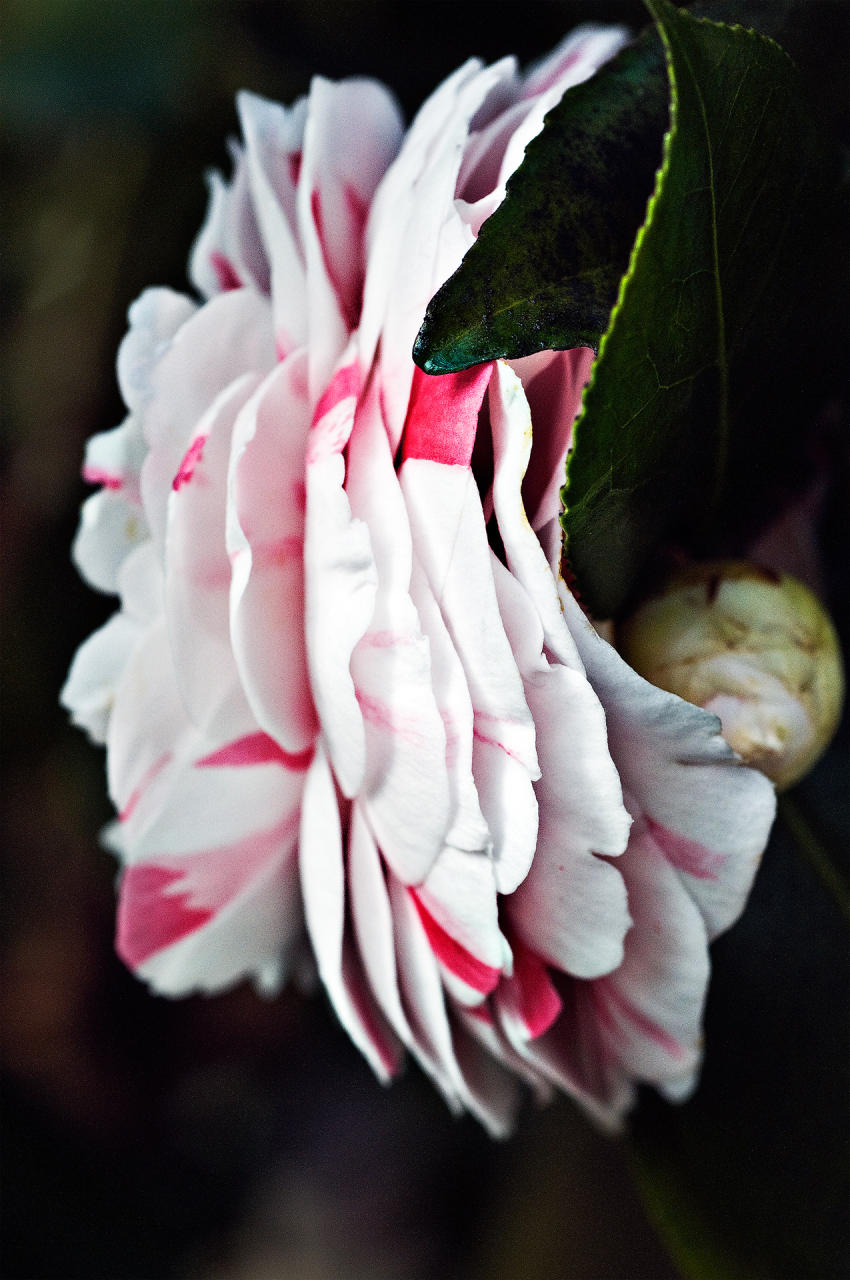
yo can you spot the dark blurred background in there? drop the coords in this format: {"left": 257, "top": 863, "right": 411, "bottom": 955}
{"left": 1, "top": 3, "right": 847, "bottom": 1279}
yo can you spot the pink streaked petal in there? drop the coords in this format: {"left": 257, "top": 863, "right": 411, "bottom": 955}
{"left": 227, "top": 354, "right": 318, "bottom": 754}
{"left": 190, "top": 145, "right": 269, "bottom": 300}
{"left": 571, "top": 826, "right": 709, "bottom": 1100}
{"left": 209, "top": 250, "right": 243, "bottom": 292}
{"left": 360, "top": 57, "right": 516, "bottom": 452}
{"left": 508, "top": 347, "right": 594, "bottom": 531}
{"left": 388, "top": 875, "right": 467, "bottom": 1112}
{"left": 497, "top": 938, "right": 563, "bottom": 1040}
{"left": 296, "top": 78, "right": 403, "bottom": 397}
{"left": 119, "top": 751, "right": 172, "bottom": 823}
{"left": 196, "top": 732, "right": 313, "bottom": 772}
{"left": 521, "top": 24, "right": 630, "bottom": 99}
{"left": 346, "top": 382, "right": 451, "bottom": 882}
{"left": 130, "top": 808, "right": 303, "bottom": 996}
{"left": 409, "top": 890, "right": 501, "bottom": 998}
{"left": 489, "top": 362, "right": 584, "bottom": 670}
{"left": 347, "top": 804, "right": 415, "bottom": 1047}
{"left": 82, "top": 417, "right": 148, "bottom": 508}
{"left": 400, "top": 458, "right": 538, "bottom": 775}
{"left": 471, "top": 733, "right": 538, "bottom": 895}
{"left": 449, "top": 1016, "right": 523, "bottom": 1138}
{"left": 172, "top": 433, "right": 208, "bottom": 491}
{"left": 408, "top": 558, "right": 491, "bottom": 858}
{"left": 106, "top": 620, "right": 191, "bottom": 839}
{"left": 117, "top": 864, "right": 213, "bottom": 967}
{"left": 559, "top": 585, "right": 776, "bottom": 940}
{"left": 165, "top": 372, "right": 261, "bottom": 733}
{"left": 457, "top": 1003, "right": 554, "bottom": 1103}
{"left": 237, "top": 91, "right": 309, "bottom": 352}
{"left": 307, "top": 356, "right": 360, "bottom": 463}
{"left": 299, "top": 746, "right": 401, "bottom": 1082}
{"left": 507, "top": 658, "right": 631, "bottom": 980}
{"left": 503, "top": 981, "right": 634, "bottom": 1132}
{"left": 82, "top": 465, "right": 123, "bottom": 491}
{"left": 647, "top": 817, "right": 726, "bottom": 883}
{"left": 402, "top": 364, "right": 493, "bottom": 467}
{"left": 139, "top": 288, "right": 275, "bottom": 558}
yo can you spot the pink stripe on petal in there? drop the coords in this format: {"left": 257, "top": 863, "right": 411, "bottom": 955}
{"left": 595, "top": 982, "right": 688, "bottom": 1061}
{"left": 288, "top": 152, "right": 302, "bottom": 187}
{"left": 172, "top": 434, "right": 208, "bottom": 491}
{"left": 472, "top": 725, "right": 521, "bottom": 763}
{"left": 312, "top": 362, "right": 360, "bottom": 427}
{"left": 510, "top": 940, "right": 563, "bottom": 1039}
{"left": 116, "top": 864, "right": 214, "bottom": 968}
{"left": 647, "top": 818, "right": 726, "bottom": 882}
{"left": 81, "top": 465, "right": 123, "bottom": 490}
{"left": 402, "top": 364, "right": 492, "bottom": 468}
{"left": 209, "top": 251, "right": 243, "bottom": 292}
{"left": 409, "top": 890, "right": 501, "bottom": 995}
{"left": 196, "top": 732, "right": 314, "bottom": 771}
{"left": 466, "top": 1003, "right": 495, "bottom": 1025}
{"left": 119, "top": 752, "right": 172, "bottom": 823}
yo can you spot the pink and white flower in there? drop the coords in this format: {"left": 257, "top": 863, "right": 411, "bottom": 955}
{"left": 62, "top": 26, "right": 776, "bottom": 1134}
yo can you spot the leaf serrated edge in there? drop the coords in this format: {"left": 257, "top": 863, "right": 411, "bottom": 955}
{"left": 560, "top": 3, "right": 679, "bottom": 551}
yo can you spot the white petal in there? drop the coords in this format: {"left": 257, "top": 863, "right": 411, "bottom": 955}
{"left": 165, "top": 372, "right": 261, "bottom": 732}
{"left": 299, "top": 746, "right": 401, "bottom": 1081}
{"left": 117, "top": 287, "right": 196, "bottom": 414}
{"left": 139, "top": 288, "right": 276, "bottom": 556}
{"left": 304, "top": 357, "right": 376, "bottom": 797}
{"left": 296, "top": 76, "right": 403, "bottom": 397}
{"left": 561, "top": 587, "right": 777, "bottom": 939}
{"left": 347, "top": 381, "right": 451, "bottom": 882}
{"left": 61, "top": 612, "right": 142, "bottom": 743}
{"left": 72, "top": 489, "right": 149, "bottom": 595}
{"left": 361, "top": 57, "right": 516, "bottom": 450}
{"left": 227, "top": 353, "right": 317, "bottom": 754}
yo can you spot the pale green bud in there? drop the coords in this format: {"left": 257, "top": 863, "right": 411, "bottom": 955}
{"left": 618, "top": 561, "right": 845, "bottom": 791}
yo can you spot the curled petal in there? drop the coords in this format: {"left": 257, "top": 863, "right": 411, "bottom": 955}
{"left": 227, "top": 353, "right": 318, "bottom": 754}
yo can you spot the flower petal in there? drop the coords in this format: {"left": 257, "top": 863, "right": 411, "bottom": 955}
{"left": 561, "top": 587, "right": 777, "bottom": 939}
{"left": 299, "top": 746, "right": 402, "bottom": 1081}
{"left": 227, "top": 352, "right": 318, "bottom": 754}
{"left": 346, "top": 380, "right": 452, "bottom": 882}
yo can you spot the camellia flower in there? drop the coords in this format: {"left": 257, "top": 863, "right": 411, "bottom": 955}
{"left": 62, "top": 26, "right": 776, "bottom": 1134}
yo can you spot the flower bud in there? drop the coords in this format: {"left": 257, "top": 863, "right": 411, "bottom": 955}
{"left": 618, "top": 561, "right": 845, "bottom": 790}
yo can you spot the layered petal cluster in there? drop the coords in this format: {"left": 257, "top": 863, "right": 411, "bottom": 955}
{"left": 62, "top": 27, "right": 776, "bottom": 1134}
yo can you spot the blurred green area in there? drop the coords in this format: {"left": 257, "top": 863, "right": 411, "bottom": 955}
{"left": 1, "top": 3, "right": 684, "bottom": 1278}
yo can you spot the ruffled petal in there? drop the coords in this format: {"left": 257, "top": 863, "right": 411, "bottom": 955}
{"left": 346, "top": 380, "right": 451, "bottom": 882}
{"left": 190, "top": 141, "right": 269, "bottom": 299}
{"left": 60, "top": 612, "right": 142, "bottom": 743}
{"left": 140, "top": 288, "right": 276, "bottom": 557}
{"left": 116, "top": 287, "right": 196, "bottom": 415}
{"left": 296, "top": 76, "right": 403, "bottom": 395}
{"left": 360, "top": 57, "right": 516, "bottom": 450}
{"left": 72, "top": 488, "right": 149, "bottom": 595}
{"left": 237, "top": 90, "right": 309, "bottom": 356}
{"left": 117, "top": 744, "right": 306, "bottom": 995}
{"left": 227, "top": 353, "right": 318, "bottom": 754}
{"left": 164, "top": 372, "right": 262, "bottom": 733}
{"left": 303, "top": 357, "right": 377, "bottom": 798}
{"left": 561, "top": 587, "right": 777, "bottom": 940}
{"left": 299, "top": 746, "right": 402, "bottom": 1081}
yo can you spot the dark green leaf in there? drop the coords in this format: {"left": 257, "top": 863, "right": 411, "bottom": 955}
{"left": 561, "top": 0, "right": 837, "bottom": 617}
{"left": 412, "top": 24, "right": 668, "bottom": 372}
